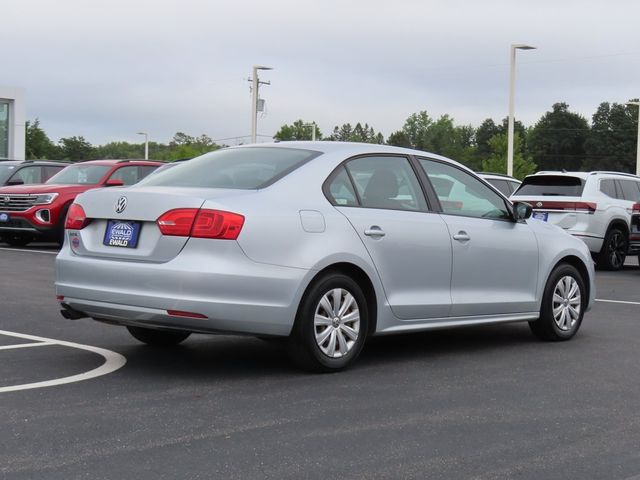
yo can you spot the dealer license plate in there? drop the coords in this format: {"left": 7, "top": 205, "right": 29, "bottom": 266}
{"left": 532, "top": 212, "right": 548, "bottom": 222}
{"left": 103, "top": 220, "right": 141, "bottom": 248}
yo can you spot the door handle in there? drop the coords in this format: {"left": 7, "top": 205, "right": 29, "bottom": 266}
{"left": 364, "top": 226, "right": 386, "bottom": 238}
{"left": 452, "top": 231, "right": 470, "bottom": 242}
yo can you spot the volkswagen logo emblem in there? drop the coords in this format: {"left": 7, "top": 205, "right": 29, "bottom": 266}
{"left": 115, "top": 196, "right": 128, "bottom": 214}
{"left": 536, "top": 201, "right": 542, "bottom": 207}
{"left": 3, "top": 196, "right": 9, "bottom": 203}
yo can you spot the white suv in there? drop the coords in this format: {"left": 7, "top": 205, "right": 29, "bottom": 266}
{"left": 511, "top": 171, "right": 640, "bottom": 270}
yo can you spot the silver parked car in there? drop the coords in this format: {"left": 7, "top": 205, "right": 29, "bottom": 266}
{"left": 56, "top": 142, "right": 595, "bottom": 371}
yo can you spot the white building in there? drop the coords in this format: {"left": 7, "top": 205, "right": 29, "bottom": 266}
{"left": 0, "top": 86, "right": 26, "bottom": 160}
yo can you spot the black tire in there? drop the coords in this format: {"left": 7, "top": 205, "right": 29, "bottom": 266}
{"left": 596, "top": 227, "right": 627, "bottom": 271}
{"left": 287, "top": 273, "right": 369, "bottom": 372}
{"left": 4, "top": 233, "right": 32, "bottom": 247}
{"left": 529, "top": 263, "right": 586, "bottom": 341}
{"left": 127, "top": 326, "right": 191, "bottom": 346}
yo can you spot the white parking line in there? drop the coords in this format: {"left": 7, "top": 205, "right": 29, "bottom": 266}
{"left": 0, "top": 329, "right": 126, "bottom": 393}
{"left": 0, "top": 341, "right": 55, "bottom": 351}
{"left": 596, "top": 299, "right": 640, "bottom": 306}
{"left": 0, "top": 247, "right": 59, "bottom": 254}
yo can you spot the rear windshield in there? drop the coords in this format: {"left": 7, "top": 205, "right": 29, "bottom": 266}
{"left": 138, "top": 147, "right": 317, "bottom": 189}
{"left": 46, "top": 165, "right": 111, "bottom": 185}
{"left": 514, "top": 175, "right": 585, "bottom": 196}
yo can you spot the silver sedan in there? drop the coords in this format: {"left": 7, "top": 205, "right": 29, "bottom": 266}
{"left": 56, "top": 142, "right": 595, "bottom": 371}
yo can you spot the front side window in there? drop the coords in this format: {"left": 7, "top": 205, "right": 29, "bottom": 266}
{"left": 46, "top": 165, "right": 111, "bottom": 185}
{"left": 343, "top": 156, "right": 427, "bottom": 211}
{"left": 419, "top": 158, "right": 511, "bottom": 220}
{"left": 138, "top": 147, "right": 317, "bottom": 189}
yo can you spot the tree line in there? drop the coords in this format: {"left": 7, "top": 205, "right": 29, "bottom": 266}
{"left": 24, "top": 99, "right": 640, "bottom": 180}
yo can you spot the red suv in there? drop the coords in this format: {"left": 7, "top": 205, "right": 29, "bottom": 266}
{"left": 0, "top": 159, "right": 162, "bottom": 246}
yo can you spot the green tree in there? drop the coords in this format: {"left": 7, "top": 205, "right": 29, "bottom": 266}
{"left": 327, "top": 122, "right": 383, "bottom": 143}
{"left": 274, "top": 120, "right": 322, "bottom": 141}
{"left": 387, "top": 111, "right": 477, "bottom": 167}
{"left": 58, "top": 136, "right": 95, "bottom": 161}
{"left": 528, "top": 102, "right": 589, "bottom": 171}
{"left": 25, "top": 119, "right": 58, "bottom": 159}
{"left": 475, "top": 118, "right": 500, "bottom": 160}
{"left": 481, "top": 133, "right": 537, "bottom": 180}
{"left": 583, "top": 100, "right": 638, "bottom": 172}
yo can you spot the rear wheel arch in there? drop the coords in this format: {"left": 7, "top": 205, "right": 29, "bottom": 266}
{"left": 298, "top": 262, "right": 378, "bottom": 336}
{"left": 605, "top": 219, "right": 629, "bottom": 239}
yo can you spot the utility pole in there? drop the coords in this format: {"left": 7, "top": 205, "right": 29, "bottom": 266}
{"left": 249, "top": 65, "right": 273, "bottom": 144}
{"left": 136, "top": 132, "right": 149, "bottom": 160}
{"left": 507, "top": 44, "right": 535, "bottom": 177}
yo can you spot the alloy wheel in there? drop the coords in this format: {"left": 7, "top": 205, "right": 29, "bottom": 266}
{"left": 552, "top": 275, "right": 582, "bottom": 331}
{"left": 607, "top": 231, "right": 626, "bottom": 269}
{"left": 314, "top": 288, "right": 360, "bottom": 358}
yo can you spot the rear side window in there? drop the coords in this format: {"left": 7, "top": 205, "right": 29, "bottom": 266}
{"left": 618, "top": 179, "right": 640, "bottom": 201}
{"left": 600, "top": 179, "right": 616, "bottom": 198}
{"left": 326, "top": 167, "right": 358, "bottom": 206}
{"left": 138, "top": 147, "right": 317, "bottom": 189}
{"left": 344, "top": 156, "right": 427, "bottom": 211}
{"left": 514, "top": 175, "right": 584, "bottom": 196}
{"left": 109, "top": 165, "right": 159, "bottom": 185}
{"left": 507, "top": 181, "right": 521, "bottom": 194}
{"left": 486, "top": 179, "right": 511, "bottom": 196}
{"left": 44, "top": 166, "right": 65, "bottom": 180}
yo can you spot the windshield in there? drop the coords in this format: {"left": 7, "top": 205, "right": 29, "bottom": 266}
{"left": 138, "top": 147, "right": 318, "bottom": 189}
{"left": 0, "top": 164, "right": 18, "bottom": 184}
{"left": 514, "top": 175, "right": 585, "bottom": 196}
{"left": 46, "top": 165, "right": 111, "bottom": 185}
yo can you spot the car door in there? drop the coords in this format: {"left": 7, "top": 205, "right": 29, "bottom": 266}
{"left": 418, "top": 158, "right": 539, "bottom": 317}
{"left": 327, "top": 155, "right": 452, "bottom": 320}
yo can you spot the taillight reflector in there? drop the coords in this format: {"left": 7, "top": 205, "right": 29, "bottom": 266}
{"left": 520, "top": 200, "right": 597, "bottom": 213}
{"left": 65, "top": 203, "right": 90, "bottom": 229}
{"left": 157, "top": 208, "right": 244, "bottom": 240}
{"left": 167, "top": 309, "right": 208, "bottom": 319}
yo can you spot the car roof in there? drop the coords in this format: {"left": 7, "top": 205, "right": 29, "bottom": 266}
{"left": 75, "top": 159, "right": 164, "bottom": 166}
{"left": 478, "top": 172, "right": 521, "bottom": 182}
{"left": 531, "top": 171, "right": 640, "bottom": 180}
{"left": 0, "top": 159, "right": 70, "bottom": 166}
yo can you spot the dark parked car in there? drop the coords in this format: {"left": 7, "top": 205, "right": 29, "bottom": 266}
{"left": 0, "top": 160, "right": 70, "bottom": 186}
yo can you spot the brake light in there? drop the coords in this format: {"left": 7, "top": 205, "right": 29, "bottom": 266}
{"left": 157, "top": 208, "right": 244, "bottom": 240}
{"left": 632, "top": 203, "right": 640, "bottom": 213}
{"left": 157, "top": 208, "right": 197, "bottom": 236}
{"left": 520, "top": 201, "right": 597, "bottom": 213}
{"left": 65, "top": 203, "right": 90, "bottom": 229}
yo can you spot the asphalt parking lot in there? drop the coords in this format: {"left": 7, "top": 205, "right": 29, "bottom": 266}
{"left": 1, "top": 244, "right": 639, "bottom": 479}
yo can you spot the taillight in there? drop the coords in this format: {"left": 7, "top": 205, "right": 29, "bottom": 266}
{"left": 65, "top": 203, "right": 90, "bottom": 229}
{"left": 157, "top": 208, "right": 198, "bottom": 236}
{"left": 157, "top": 208, "right": 244, "bottom": 240}
{"left": 520, "top": 200, "right": 597, "bottom": 213}
{"left": 632, "top": 203, "right": 640, "bottom": 213}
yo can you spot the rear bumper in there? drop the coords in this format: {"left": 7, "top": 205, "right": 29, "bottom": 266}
{"left": 55, "top": 239, "right": 313, "bottom": 336}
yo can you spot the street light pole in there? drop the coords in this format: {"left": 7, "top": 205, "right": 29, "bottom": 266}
{"left": 303, "top": 122, "right": 317, "bottom": 141}
{"left": 507, "top": 44, "right": 536, "bottom": 177}
{"left": 250, "top": 65, "right": 273, "bottom": 144}
{"left": 136, "top": 132, "right": 149, "bottom": 160}
{"left": 626, "top": 101, "right": 640, "bottom": 176}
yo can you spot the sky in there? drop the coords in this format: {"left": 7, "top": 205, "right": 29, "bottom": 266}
{"left": 3, "top": 0, "right": 640, "bottom": 146}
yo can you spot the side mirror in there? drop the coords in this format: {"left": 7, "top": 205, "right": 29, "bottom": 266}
{"left": 105, "top": 178, "right": 125, "bottom": 187}
{"left": 7, "top": 179, "right": 24, "bottom": 186}
{"left": 513, "top": 201, "right": 532, "bottom": 221}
